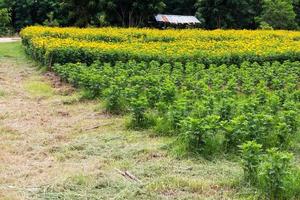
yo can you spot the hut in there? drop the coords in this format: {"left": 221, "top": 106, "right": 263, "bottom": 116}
{"left": 154, "top": 14, "right": 201, "bottom": 28}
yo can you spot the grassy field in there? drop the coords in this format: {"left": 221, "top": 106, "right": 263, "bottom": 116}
{"left": 0, "top": 42, "right": 25, "bottom": 60}
{"left": 0, "top": 42, "right": 255, "bottom": 200}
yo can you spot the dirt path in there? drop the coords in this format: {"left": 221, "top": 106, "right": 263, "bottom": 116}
{"left": 0, "top": 38, "right": 21, "bottom": 43}
{"left": 0, "top": 58, "right": 113, "bottom": 199}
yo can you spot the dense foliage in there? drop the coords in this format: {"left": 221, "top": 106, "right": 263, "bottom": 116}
{"left": 258, "top": 0, "right": 298, "bottom": 30}
{"left": 0, "top": 0, "right": 300, "bottom": 30}
{"left": 196, "top": 0, "right": 263, "bottom": 29}
{"left": 51, "top": 61, "right": 299, "bottom": 156}
{"left": 0, "top": 0, "right": 61, "bottom": 31}
{"left": 240, "top": 142, "right": 300, "bottom": 199}
{"left": 0, "top": 8, "right": 11, "bottom": 35}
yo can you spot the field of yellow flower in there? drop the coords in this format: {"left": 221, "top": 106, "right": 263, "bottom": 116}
{"left": 21, "top": 26, "right": 300, "bottom": 65}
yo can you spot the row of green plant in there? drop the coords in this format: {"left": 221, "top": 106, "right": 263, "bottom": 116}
{"left": 20, "top": 27, "right": 300, "bottom": 67}
{"left": 53, "top": 60, "right": 300, "bottom": 156}
{"left": 22, "top": 36, "right": 300, "bottom": 67}
{"left": 20, "top": 26, "right": 300, "bottom": 44}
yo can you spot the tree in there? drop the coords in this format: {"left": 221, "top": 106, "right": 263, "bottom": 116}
{"left": 0, "top": 0, "right": 299, "bottom": 30}
{"left": 2, "top": 0, "right": 60, "bottom": 31}
{"left": 0, "top": 8, "right": 11, "bottom": 35}
{"left": 196, "top": 0, "right": 263, "bottom": 29}
{"left": 164, "top": 0, "right": 197, "bottom": 15}
{"left": 104, "top": 0, "right": 165, "bottom": 27}
{"left": 258, "top": 0, "right": 298, "bottom": 29}
{"left": 293, "top": 0, "right": 300, "bottom": 27}
{"left": 230, "top": 0, "right": 263, "bottom": 29}
{"left": 196, "top": 0, "right": 227, "bottom": 29}
{"left": 60, "top": 0, "right": 104, "bottom": 27}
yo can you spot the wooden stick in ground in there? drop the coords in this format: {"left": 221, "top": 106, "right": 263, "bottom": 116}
{"left": 115, "top": 168, "right": 142, "bottom": 184}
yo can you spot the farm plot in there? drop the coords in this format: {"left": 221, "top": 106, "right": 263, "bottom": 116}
{"left": 20, "top": 27, "right": 300, "bottom": 199}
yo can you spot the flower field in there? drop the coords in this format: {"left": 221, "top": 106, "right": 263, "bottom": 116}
{"left": 21, "top": 26, "right": 300, "bottom": 66}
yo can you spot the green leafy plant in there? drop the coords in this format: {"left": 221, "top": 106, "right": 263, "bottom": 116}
{"left": 179, "top": 115, "right": 224, "bottom": 158}
{"left": 240, "top": 141, "right": 263, "bottom": 184}
{"left": 127, "top": 95, "right": 154, "bottom": 130}
{"left": 0, "top": 8, "right": 11, "bottom": 35}
{"left": 103, "top": 84, "right": 126, "bottom": 114}
{"left": 258, "top": 148, "right": 294, "bottom": 200}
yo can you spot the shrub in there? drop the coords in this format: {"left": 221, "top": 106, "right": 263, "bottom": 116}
{"left": 155, "top": 97, "right": 191, "bottom": 134}
{"left": 259, "top": 0, "right": 298, "bottom": 30}
{"left": 288, "top": 169, "right": 300, "bottom": 198}
{"left": 258, "top": 148, "right": 294, "bottom": 200}
{"left": 240, "top": 141, "right": 263, "bottom": 184}
{"left": 0, "top": 8, "right": 12, "bottom": 36}
{"left": 259, "top": 21, "right": 274, "bottom": 30}
{"left": 127, "top": 96, "right": 154, "bottom": 130}
{"left": 103, "top": 84, "right": 126, "bottom": 114}
{"left": 179, "top": 115, "right": 225, "bottom": 157}
{"left": 241, "top": 144, "right": 300, "bottom": 199}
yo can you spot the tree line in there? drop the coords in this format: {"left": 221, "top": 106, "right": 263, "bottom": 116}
{"left": 0, "top": 0, "right": 300, "bottom": 32}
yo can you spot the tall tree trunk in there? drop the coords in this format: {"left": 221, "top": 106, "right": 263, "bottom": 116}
{"left": 217, "top": 15, "right": 221, "bottom": 29}
{"left": 128, "top": 10, "right": 133, "bottom": 27}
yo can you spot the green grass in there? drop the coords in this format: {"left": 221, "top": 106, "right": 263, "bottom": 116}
{"left": 0, "top": 90, "right": 5, "bottom": 97}
{"left": 24, "top": 79, "right": 54, "bottom": 98}
{"left": 0, "top": 42, "right": 26, "bottom": 60}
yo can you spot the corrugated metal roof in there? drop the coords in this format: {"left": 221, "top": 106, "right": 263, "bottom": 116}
{"left": 155, "top": 14, "right": 200, "bottom": 24}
